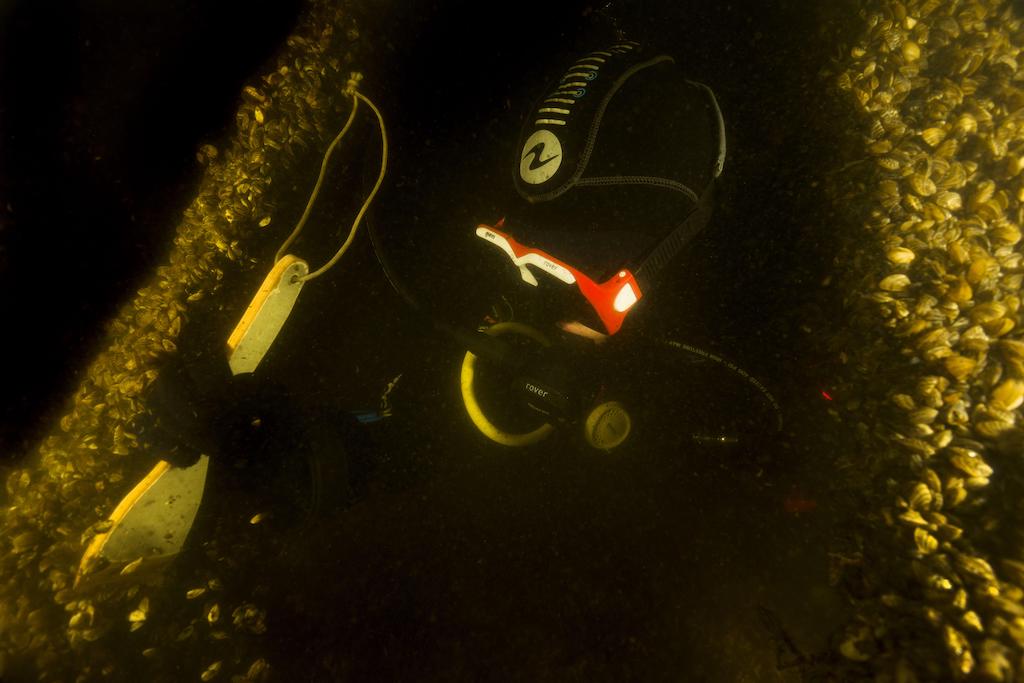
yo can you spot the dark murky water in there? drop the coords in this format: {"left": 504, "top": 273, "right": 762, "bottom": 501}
{"left": 1, "top": 0, "right": 871, "bottom": 679}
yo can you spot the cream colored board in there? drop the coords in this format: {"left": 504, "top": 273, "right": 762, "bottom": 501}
{"left": 227, "top": 256, "right": 309, "bottom": 375}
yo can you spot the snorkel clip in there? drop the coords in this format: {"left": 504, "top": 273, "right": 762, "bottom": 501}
{"left": 476, "top": 223, "right": 643, "bottom": 335}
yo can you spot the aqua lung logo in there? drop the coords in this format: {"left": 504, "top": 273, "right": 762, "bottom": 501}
{"left": 519, "top": 130, "right": 562, "bottom": 185}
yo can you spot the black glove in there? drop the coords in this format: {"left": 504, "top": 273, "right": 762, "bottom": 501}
{"left": 133, "top": 350, "right": 225, "bottom": 467}
{"left": 131, "top": 315, "right": 268, "bottom": 468}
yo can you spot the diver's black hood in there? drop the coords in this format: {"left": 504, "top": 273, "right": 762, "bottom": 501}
{"left": 504, "top": 41, "right": 726, "bottom": 281}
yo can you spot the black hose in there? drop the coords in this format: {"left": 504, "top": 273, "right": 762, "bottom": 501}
{"left": 364, "top": 195, "right": 525, "bottom": 372}
{"left": 659, "top": 338, "right": 784, "bottom": 435}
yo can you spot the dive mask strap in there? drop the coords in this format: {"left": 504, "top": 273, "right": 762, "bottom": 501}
{"left": 632, "top": 181, "right": 715, "bottom": 294}
{"left": 632, "top": 77, "right": 725, "bottom": 294}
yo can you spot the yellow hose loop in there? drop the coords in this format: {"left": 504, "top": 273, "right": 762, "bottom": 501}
{"left": 460, "top": 322, "right": 555, "bottom": 447}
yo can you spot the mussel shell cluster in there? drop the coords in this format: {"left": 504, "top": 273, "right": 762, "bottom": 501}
{"left": 831, "top": 0, "right": 1024, "bottom": 678}
{"left": 0, "top": 1, "right": 357, "bottom": 680}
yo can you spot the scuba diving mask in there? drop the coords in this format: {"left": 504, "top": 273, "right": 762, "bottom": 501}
{"left": 477, "top": 41, "right": 726, "bottom": 336}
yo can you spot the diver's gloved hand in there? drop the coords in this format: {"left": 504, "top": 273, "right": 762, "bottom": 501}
{"left": 133, "top": 346, "right": 255, "bottom": 468}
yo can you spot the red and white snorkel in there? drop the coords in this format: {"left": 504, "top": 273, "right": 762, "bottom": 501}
{"left": 476, "top": 220, "right": 641, "bottom": 335}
